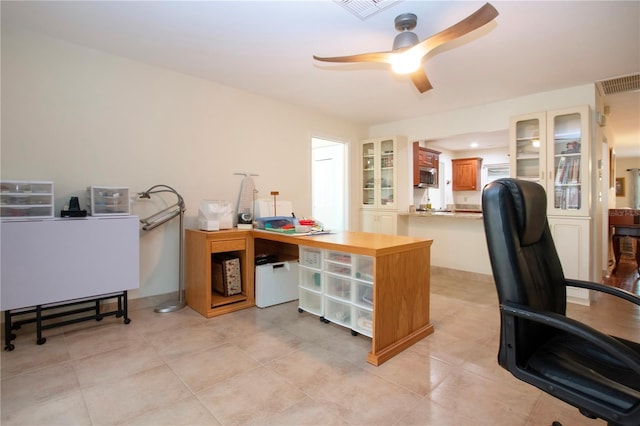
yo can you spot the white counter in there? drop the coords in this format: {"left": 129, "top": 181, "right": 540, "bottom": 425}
{"left": 399, "top": 212, "right": 491, "bottom": 275}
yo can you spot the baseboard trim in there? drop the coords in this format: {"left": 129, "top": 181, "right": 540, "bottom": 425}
{"left": 431, "top": 266, "right": 494, "bottom": 284}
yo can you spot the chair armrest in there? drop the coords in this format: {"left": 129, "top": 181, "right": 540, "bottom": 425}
{"left": 501, "top": 301, "right": 640, "bottom": 375}
{"left": 566, "top": 278, "right": 640, "bottom": 306}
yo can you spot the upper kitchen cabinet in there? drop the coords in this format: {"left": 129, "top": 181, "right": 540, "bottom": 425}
{"left": 510, "top": 106, "right": 591, "bottom": 217}
{"left": 413, "top": 142, "right": 440, "bottom": 187}
{"left": 360, "top": 136, "right": 408, "bottom": 235}
{"left": 452, "top": 157, "right": 482, "bottom": 191}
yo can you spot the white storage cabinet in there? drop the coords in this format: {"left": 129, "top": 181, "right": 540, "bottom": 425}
{"left": 359, "top": 135, "right": 408, "bottom": 235}
{"left": 0, "top": 180, "right": 54, "bottom": 220}
{"left": 298, "top": 245, "right": 374, "bottom": 337}
{"left": 509, "top": 105, "right": 595, "bottom": 305}
{"left": 256, "top": 261, "right": 299, "bottom": 308}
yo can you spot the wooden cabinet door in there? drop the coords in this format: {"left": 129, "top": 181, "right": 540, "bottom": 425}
{"left": 452, "top": 158, "right": 482, "bottom": 191}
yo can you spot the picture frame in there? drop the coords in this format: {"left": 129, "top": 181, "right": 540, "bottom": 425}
{"left": 615, "top": 177, "right": 625, "bottom": 197}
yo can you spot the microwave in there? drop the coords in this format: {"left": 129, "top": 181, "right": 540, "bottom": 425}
{"left": 418, "top": 167, "right": 437, "bottom": 188}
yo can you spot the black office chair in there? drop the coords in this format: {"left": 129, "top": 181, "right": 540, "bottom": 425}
{"left": 481, "top": 178, "right": 640, "bottom": 426}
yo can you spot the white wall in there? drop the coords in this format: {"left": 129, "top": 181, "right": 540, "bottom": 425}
{"left": 369, "top": 84, "right": 597, "bottom": 141}
{"left": 1, "top": 28, "right": 367, "bottom": 300}
{"left": 616, "top": 157, "right": 640, "bottom": 208}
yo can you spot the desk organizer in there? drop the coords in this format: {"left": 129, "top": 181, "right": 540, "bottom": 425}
{"left": 0, "top": 180, "right": 54, "bottom": 220}
{"left": 87, "top": 186, "right": 130, "bottom": 215}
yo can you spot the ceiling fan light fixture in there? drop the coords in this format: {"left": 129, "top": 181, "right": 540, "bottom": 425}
{"left": 392, "top": 31, "right": 419, "bottom": 50}
{"left": 391, "top": 52, "right": 421, "bottom": 74}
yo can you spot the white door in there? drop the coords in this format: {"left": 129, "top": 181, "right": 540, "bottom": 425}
{"left": 312, "top": 137, "right": 347, "bottom": 231}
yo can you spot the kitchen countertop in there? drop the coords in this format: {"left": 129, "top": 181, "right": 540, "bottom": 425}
{"left": 401, "top": 211, "right": 483, "bottom": 219}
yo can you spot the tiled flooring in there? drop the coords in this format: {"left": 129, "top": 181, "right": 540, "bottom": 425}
{"left": 2, "top": 265, "right": 639, "bottom": 426}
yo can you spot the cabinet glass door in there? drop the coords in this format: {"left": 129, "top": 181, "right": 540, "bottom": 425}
{"left": 362, "top": 142, "right": 375, "bottom": 206}
{"left": 379, "top": 139, "right": 395, "bottom": 207}
{"left": 512, "top": 115, "right": 545, "bottom": 182}
{"left": 551, "top": 111, "right": 584, "bottom": 212}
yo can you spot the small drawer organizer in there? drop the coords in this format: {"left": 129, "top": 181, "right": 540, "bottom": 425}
{"left": 0, "top": 180, "right": 54, "bottom": 220}
{"left": 297, "top": 245, "right": 374, "bottom": 337}
{"left": 87, "top": 186, "right": 130, "bottom": 216}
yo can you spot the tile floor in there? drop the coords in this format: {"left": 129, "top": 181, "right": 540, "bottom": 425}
{"left": 2, "top": 265, "right": 639, "bottom": 426}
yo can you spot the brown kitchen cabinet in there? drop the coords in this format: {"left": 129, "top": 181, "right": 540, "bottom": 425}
{"left": 412, "top": 142, "right": 440, "bottom": 186}
{"left": 452, "top": 157, "right": 482, "bottom": 191}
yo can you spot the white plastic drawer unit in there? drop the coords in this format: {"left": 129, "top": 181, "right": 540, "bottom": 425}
{"left": 324, "top": 273, "right": 352, "bottom": 302}
{"left": 87, "top": 186, "right": 130, "bottom": 216}
{"left": 299, "top": 246, "right": 322, "bottom": 269}
{"left": 298, "top": 287, "right": 323, "bottom": 316}
{"left": 352, "top": 305, "right": 373, "bottom": 337}
{"left": 324, "top": 296, "right": 352, "bottom": 328}
{"left": 0, "top": 180, "right": 54, "bottom": 220}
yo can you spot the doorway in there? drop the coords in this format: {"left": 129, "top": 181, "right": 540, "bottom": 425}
{"left": 311, "top": 137, "right": 347, "bottom": 231}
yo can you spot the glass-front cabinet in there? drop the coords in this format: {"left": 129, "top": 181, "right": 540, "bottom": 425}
{"left": 548, "top": 107, "right": 589, "bottom": 215}
{"left": 361, "top": 138, "right": 398, "bottom": 209}
{"left": 510, "top": 112, "right": 546, "bottom": 183}
{"left": 510, "top": 106, "right": 590, "bottom": 217}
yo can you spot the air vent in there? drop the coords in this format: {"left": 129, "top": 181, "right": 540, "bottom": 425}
{"left": 334, "top": 0, "right": 400, "bottom": 19}
{"left": 597, "top": 73, "right": 640, "bottom": 95}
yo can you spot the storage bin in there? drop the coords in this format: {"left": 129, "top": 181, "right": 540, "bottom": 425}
{"left": 354, "top": 255, "right": 374, "bottom": 282}
{"left": 87, "top": 186, "right": 130, "bottom": 216}
{"left": 0, "top": 180, "right": 54, "bottom": 220}
{"left": 354, "top": 281, "right": 374, "bottom": 308}
{"left": 325, "top": 251, "right": 352, "bottom": 264}
{"left": 324, "top": 273, "right": 351, "bottom": 301}
{"left": 299, "top": 266, "right": 322, "bottom": 291}
{"left": 255, "top": 261, "right": 298, "bottom": 308}
{"left": 324, "top": 297, "right": 352, "bottom": 327}
{"left": 298, "top": 288, "right": 322, "bottom": 316}
{"left": 325, "top": 261, "right": 351, "bottom": 277}
{"left": 352, "top": 305, "right": 373, "bottom": 337}
{"left": 299, "top": 246, "right": 322, "bottom": 269}
{"left": 212, "top": 254, "right": 242, "bottom": 296}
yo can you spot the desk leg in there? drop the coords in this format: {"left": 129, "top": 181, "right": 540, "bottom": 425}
{"left": 4, "top": 311, "right": 14, "bottom": 351}
{"left": 635, "top": 238, "right": 640, "bottom": 274}
{"left": 35, "top": 305, "right": 46, "bottom": 345}
{"left": 612, "top": 235, "right": 621, "bottom": 275}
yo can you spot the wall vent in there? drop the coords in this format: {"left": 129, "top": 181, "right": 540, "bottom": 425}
{"left": 596, "top": 73, "right": 640, "bottom": 95}
{"left": 334, "top": 0, "right": 400, "bottom": 19}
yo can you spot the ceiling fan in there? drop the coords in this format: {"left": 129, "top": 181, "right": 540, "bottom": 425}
{"left": 313, "top": 3, "right": 499, "bottom": 93}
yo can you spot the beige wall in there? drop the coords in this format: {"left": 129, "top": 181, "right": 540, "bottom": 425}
{"left": 1, "top": 28, "right": 367, "bottom": 299}
{"left": 615, "top": 157, "right": 640, "bottom": 208}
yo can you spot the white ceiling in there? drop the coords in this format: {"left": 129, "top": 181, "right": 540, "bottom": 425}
{"left": 3, "top": 1, "right": 639, "bottom": 156}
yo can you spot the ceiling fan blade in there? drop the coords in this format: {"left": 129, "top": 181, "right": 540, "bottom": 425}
{"left": 409, "top": 3, "right": 499, "bottom": 59}
{"left": 410, "top": 69, "right": 433, "bottom": 93}
{"left": 313, "top": 51, "right": 395, "bottom": 65}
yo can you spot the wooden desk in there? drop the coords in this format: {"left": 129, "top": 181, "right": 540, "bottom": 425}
{"left": 185, "top": 228, "right": 434, "bottom": 365}
{"left": 609, "top": 209, "right": 640, "bottom": 274}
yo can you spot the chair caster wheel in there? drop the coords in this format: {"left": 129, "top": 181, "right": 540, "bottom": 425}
{"left": 36, "top": 337, "right": 46, "bottom": 345}
{"left": 124, "top": 318, "right": 131, "bottom": 324}
{"left": 351, "top": 330, "right": 359, "bottom": 336}
{"left": 4, "top": 344, "right": 15, "bottom": 351}
{"left": 96, "top": 316, "right": 103, "bottom": 321}
{"left": 298, "top": 308, "right": 303, "bottom": 313}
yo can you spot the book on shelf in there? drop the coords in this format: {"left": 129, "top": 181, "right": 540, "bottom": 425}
{"left": 567, "top": 186, "right": 580, "bottom": 209}
{"left": 555, "top": 157, "right": 566, "bottom": 184}
{"left": 555, "top": 156, "right": 581, "bottom": 185}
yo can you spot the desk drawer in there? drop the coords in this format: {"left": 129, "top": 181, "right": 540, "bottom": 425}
{"left": 211, "top": 239, "right": 245, "bottom": 253}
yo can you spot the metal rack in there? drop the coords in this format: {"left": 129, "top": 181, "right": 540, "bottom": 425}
{"left": 4, "top": 291, "right": 130, "bottom": 351}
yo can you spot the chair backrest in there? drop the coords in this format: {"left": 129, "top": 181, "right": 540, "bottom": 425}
{"left": 482, "top": 178, "right": 567, "bottom": 366}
